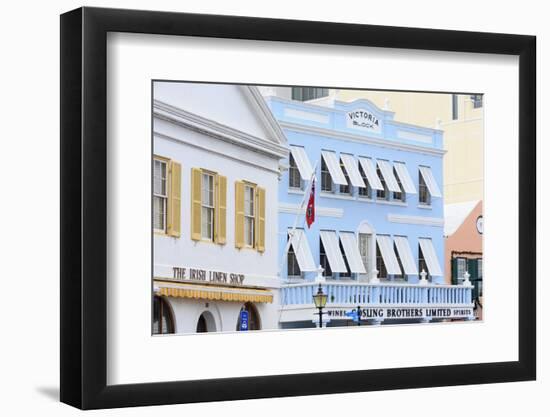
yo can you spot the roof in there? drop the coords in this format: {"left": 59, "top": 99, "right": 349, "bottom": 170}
{"left": 444, "top": 200, "right": 480, "bottom": 237}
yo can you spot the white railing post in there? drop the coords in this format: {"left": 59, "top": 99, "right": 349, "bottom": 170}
{"left": 419, "top": 269, "right": 428, "bottom": 285}
{"left": 462, "top": 270, "right": 471, "bottom": 286}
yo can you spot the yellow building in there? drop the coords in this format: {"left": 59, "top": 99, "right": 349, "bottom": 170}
{"left": 311, "top": 89, "right": 484, "bottom": 204}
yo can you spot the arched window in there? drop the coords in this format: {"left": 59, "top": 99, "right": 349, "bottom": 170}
{"left": 153, "top": 296, "right": 174, "bottom": 334}
{"left": 236, "top": 302, "right": 261, "bottom": 331}
{"left": 196, "top": 311, "right": 217, "bottom": 333}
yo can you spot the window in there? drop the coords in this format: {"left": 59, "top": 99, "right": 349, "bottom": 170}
{"left": 376, "top": 242, "right": 387, "bottom": 279}
{"left": 153, "top": 159, "right": 168, "bottom": 232}
{"left": 376, "top": 165, "right": 388, "bottom": 200}
{"left": 201, "top": 172, "right": 215, "bottom": 240}
{"left": 358, "top": 233, "right": 371, "bottom": 272}
{"left": 292, "top": 87, "right": 329, "bottom": 101}
{"left": 471, "top": 94, "right": 483, "bottom": 109}
{"left": 320, "top": 238, "right": 333, "bottom": 277}
{"left": 392, "top": 167, "right": 406, "bottom": 202}
{"left": 153, "top": 296, "right": 174, "bottom": 335}
{"left": 287, "top": 234, "right": 301, "bottom": 277}
{"left": 456, "top": 257, "right": 467, "bottom": 283}
{"left": 244, "top": 185, "right": 255, "bottom": 247}
{"left": 358, "top": 163, "right": 371, "bottom": 198}
{"left": 418, "top": 243, "right": 430, "bottom": 280}
{"left": 452, "top": 94, "right": 459, "bottom": 120}
{"left": 288, "top": 153, "right": 302, "bottom": 189}
{"left": 321, "top": 157, "right": 333, "bottom": 192}
{"left": 418, "top": 171, "right": 431, "bottom": 205}
{"left": 393, "top": 242, "right": 405, "bottom": 279}
{"left": 339, "top": 159, "right": 351, "bottom": 195}
{"left": 339, "top": 240, "right": 351, "bottom": 278}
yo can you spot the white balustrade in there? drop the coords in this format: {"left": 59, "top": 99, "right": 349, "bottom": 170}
{"left": 281, "top": 281, "right": 473, "bottom": 307}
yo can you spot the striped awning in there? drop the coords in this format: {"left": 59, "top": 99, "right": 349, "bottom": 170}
{"left": 156, "top": 281, "right": 273, "bottom": 303}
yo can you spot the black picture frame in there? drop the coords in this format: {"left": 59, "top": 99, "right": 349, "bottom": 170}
{"left": 60, "top": 6, "right": 536, "bottom": 410}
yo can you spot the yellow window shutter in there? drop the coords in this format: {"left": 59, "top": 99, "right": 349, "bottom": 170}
{"left": 167, "top": 161, "right": 181, "bottom": 237}
{"left": 191, "top": 168, "right": 202, "bottom": 241}
{"left": 216, "top": 175, "right": 227, "bottom": 244}
{"left": 256, "top": 187, "right": 266, "bottom": 253}
{"left": 235, "top": 181, "right": 245, "bottom": 249}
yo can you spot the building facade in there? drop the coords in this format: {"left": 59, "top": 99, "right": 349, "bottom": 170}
{"left": 263, "top": 92, "right": 475, "bottom": 327}
{"left": 444, "top": 200, "right": 483, "bottom": 319}
{"left": 152, "top": 82, "right": 288, "bottom": 334}
{"left": 264, "top": 86, "right": 484, "bottom": 204}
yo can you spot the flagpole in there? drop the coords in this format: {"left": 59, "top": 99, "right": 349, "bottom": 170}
{"left": 279, "top": 161, "right": 318, "bottom": 279}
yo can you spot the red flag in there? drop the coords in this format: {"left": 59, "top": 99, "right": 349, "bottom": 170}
{"left": 306, "top": 178, "right": 315, "bottom": 228}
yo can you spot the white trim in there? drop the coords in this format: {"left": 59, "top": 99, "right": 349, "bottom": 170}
{"left": 387, "top": 214, "right": 444, "bottom": 227}
{"left": 289, "top": 145, "right": 314, "bottom": 181}
{"left": 376, "top": 235, "right": 402, "bottom": 275}
{"left": 340, "top": 153, "right": 366, "bottom": 187}
{"left": 339, "top": 232, "right": 367, "bottom": 274}
{"left": 358, "top": 157, "right": 384, "bottom": 190}
{"left": 321, "top": 150, "right": 348, "bottom": 185}
{"left": 394, "top": 162, "right": 417, "bottom": 194}
{"left": 377, "top": 160, "right": 401, "bottom": 193}
{"left": 419, "top": 166, "right": 442, "bottom": 198}
{"left": 153, "top": 99, "right": 289, "bottom": 159}
{"left": 288, "top": 229, "right": 317, "bottom": 272}
{"left": 278, "top": 203, "right": 344, "bottom": 218}
{"left": 320, "top": 230, "right": 348, "bottom": 273}
{"left": 154, "top": 132, "right": 281, "bottom": 175}
{"left": 320, "top": 192, "right": 355, "bottom": 201}
{"left": 279, "top": 121, "right": 446, "bottom": 156}
{"left": 241, "top": 86, "right": 289, "bottom": 147}
{"left": 393, "top": 236, "right": 419, "bottom": 275}
{"left": 418, "top": 238, "right": 443, "bottom": 276}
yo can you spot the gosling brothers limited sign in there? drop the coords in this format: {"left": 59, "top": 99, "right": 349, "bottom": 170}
{"left": 326, "top": 307, "right": 474, "bottom": 320}
{"left": 346, "top": 109, "right": 382, "bottom": 133}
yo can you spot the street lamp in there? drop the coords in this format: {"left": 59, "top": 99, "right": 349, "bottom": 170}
{"left": 312, "top": 283, "right": 327, "bottom": 328}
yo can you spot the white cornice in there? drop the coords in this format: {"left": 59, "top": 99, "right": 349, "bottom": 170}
{"left": 241, "top": 86, "right": 289, "bottom": 147}
{"left": 278, "top": 121, "right": 446, "bottom": 156}
{"left": 387, "top": 213, "right": 444, "bottom": 227}
{"left": 278, "top": 203, "right": 344, "bottom": 218}
{"left": 153, "top": 99, "right": 288, "bottom": 160}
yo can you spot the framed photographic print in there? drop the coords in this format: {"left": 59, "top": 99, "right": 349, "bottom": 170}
{"left": 60, "top": 6, "right": 536, "bottom": 410}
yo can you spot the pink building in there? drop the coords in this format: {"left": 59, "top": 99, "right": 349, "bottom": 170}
{"left": 444, "top": 200, "right": 483, "bottom": 319}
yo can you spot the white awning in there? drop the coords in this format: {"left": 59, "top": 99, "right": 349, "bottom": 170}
{"left": 419, "top": 166, "right": 442, "bottom": 198}
{"left": 339, "top": 154, "right": 366, "bottom": 188}
{"left": 358, "top": 157, "right": 384, "bottom": 190}
{"left": 288, "top": 229, "right": 317, "bottom": 272}
{"left": 376, "top": 235, "right": 402, "bottom": 275}
{"left": 319, "top": 230, "right": 348, "bottom": 273}
{"left": 393, "top": 236, "right": 418, "bottom": 275}
{"left": 418, "top": 238, "right": 443, "bottom": 276}
{"left": 394, "top": 162, "right": 417, "bottom": 194}
{"left": 289, "top": 145, "right": 314, "bottom": 181}
{"left": 339, "top": 232, "right": 367, "bottom": 274}
{"left": 377, "top": 160, "right": 401, "bottom": 193}
{"left": 321, "top": 151, "right": 348, "bottom": 185}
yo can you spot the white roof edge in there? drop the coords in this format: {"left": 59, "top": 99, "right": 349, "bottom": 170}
{"left": 444, "top": 200, "right": 481, "bottom": 237}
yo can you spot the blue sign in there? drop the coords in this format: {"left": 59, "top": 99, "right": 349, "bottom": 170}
{"left": 239, "top": 310, "right": 249, "bottom": 331}
{"left": 345, "top": 310, "right": 359, "bottom": 322}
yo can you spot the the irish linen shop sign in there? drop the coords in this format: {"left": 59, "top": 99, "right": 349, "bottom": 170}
{"left": 346, "top": 109, "right": 381, "bottom": 133}
{"left": 171, "top": 266, "right": 246, "bottom": 286}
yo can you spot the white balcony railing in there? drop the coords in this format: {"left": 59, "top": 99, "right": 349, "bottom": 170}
{"left": 281, "top": 280, "right": 473, "bottom": 307}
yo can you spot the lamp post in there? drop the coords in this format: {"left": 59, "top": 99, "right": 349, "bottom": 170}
{"left": 312, "top": 283, "right": 327, "bottom": 328}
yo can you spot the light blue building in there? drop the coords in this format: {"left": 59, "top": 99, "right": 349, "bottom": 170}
{"left": 263, "top": 92, "right": 474, "bottom": 327}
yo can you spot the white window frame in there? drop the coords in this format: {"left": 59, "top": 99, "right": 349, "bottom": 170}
{"left": 244, "top": 184, "right": 256, "bottom": 248}
{"left": 153, "top": 158, "right": 168, "bottom": 233}
{"left": 288, "top": 153, "right": 303, "bottom": 190}
{"left": 418, "top": 170, "right": 431, "bottom": 205}
{"left": 201, "top": 172, "right": 215, "bottom": 241}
